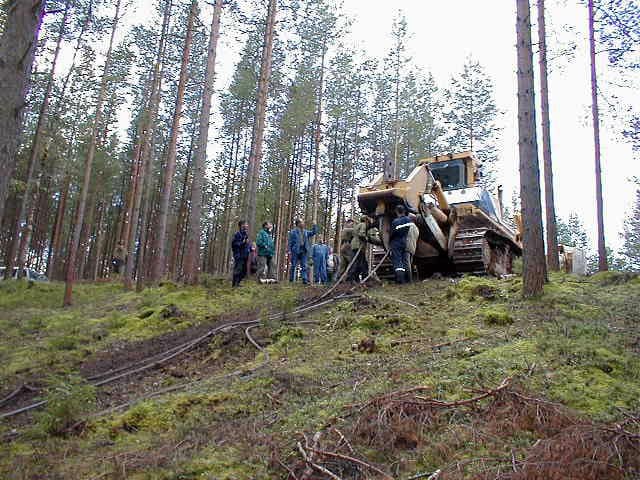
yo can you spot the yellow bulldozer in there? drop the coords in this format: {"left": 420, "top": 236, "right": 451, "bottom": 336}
{"left": 357, "top": 151, "right": 522, "bottom": 278}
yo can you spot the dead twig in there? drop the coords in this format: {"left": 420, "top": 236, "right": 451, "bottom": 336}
{"left": 375, "top": 295, "right": 419, "bottom": 310}
{"left": 297, "top": 441, "right": 343, "bottom": 480}
{"left": 277, "top": 458, "right": 300, "bottom": 480}
{"left": 307, "top": 446, "right": 394, "bottom": 479}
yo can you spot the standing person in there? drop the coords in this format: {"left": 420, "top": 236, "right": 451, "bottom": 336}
{"left": 311, "top": 239, "right": 330, "bottom": 284}
{"left": 405, "top": 218, "right": 419, "bottom": 282}
{"left": 112, "top": 241, "right": 126, "bottom": 276}
{"left": 256, "top": 221, "right": 276, "bottom": 283}
{"left": 231, "top": 220, "right": 251, "bottom": 287}
{"left": 327, "top": 245, "right": 339, "bottom": 283}
{"left": 288, "top": 219, "right": 318, "bottom": 284}
{"left": 351, "top": 215, "right": 382, "bottom": 281}
{"left": 390, "top": 205, "right": 412, "bottom": 284}
{"left": 338, "top": 218, "right": 355, "bottom": 278}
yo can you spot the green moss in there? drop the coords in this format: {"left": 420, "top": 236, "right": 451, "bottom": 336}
{"left": 482, "top": 308, "right": 513, "bottom": 325}
{"left": 456, "top": 276, "right": 504, "bottom": 301}
{"left": 166, "top": 445, "right": 268, "bottom": 480}
{"left": 547, "top": 366, "right": 640, "bottom": 418}
{"left": 591, "top": 271, "right": 638, "bottom": 286}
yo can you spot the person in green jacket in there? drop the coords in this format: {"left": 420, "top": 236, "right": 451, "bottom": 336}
{"left": 256, "top": 221, "right": 276, "bottom": 282}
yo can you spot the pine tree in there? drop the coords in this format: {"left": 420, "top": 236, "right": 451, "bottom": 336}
{"left": 0, "top": 0, "right": 46, "bottom": 234}
{"left": 64, "top": 0, "right": 123, "bottom": 306}
{"left": 150, "top": 0, "right": 197, "bottom": 283}
{"left": 245, "top": 0, "right": 277, "bottom": 233}
{"left": 557, "top": 213, "right": 589, "bottom": 250}
{"left": 445, "top": 58, "right": 500, "bottom": 188}
{"left": 516, "top": 0, "right": 546, "bottom": 297}
{"left": 183, "top": 0, "right": 224, "bottom": 285}
{"left": 588, "top": 0, "right": 608, "bottom": 272}
{"left": 619, "top": 179, "right": 640, "bottom": 271}
{"left": 537, "top": 0, "right": 560, "bottom": 271}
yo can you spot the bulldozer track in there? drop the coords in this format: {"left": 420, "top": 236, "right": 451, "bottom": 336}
{"left": 451, "top": 228, "right": 489, "bottom": 274}
{"left": 451, "top": 227, "right": 517, "bottom": 276}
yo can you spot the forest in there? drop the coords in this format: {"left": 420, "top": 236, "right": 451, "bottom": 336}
{"left": 0, "top": 0, "right": 637, "bottom": 299}
{"left": 1, "top": 0, "right": 640, "bottom": 479}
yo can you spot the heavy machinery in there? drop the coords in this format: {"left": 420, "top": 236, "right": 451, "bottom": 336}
{"left": 357, "top": 151, "right": 522, "bottom": 277}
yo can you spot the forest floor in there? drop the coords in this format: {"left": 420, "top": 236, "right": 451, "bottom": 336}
{"left": 1, "top": 271, "right": 639, "bottom": 479}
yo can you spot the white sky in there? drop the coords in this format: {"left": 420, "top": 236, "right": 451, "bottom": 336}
{"left": 54, "top": 0, "right": 640, "bottom": 251}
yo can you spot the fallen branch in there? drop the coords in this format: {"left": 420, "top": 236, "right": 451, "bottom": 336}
{"left": 307, "top": 446, "right": 394, "bottom": 479}
{"left": 297, "top": 441, "right": 343, "bottom": 480}
{"left": 374, "top": 295, "right": 419, "bottom": 310}
{"left": 360, "top": 250, "right": 390, "bottom": 285}
{"left": 412, "top": 376, "right": 513, "bottom": 408}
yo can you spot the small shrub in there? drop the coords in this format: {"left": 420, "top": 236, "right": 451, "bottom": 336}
{"left": 483, "top": 308, "right": 513, "bottom": 326}
{"left": 160, "top": 304, "right": 182, "bottom": 318}
{"left": 138, "top": 308, "right": 155, "bottom": 319}
{"left": 48, "top": 335, "right": 78, "bottom": 351}
{"left": 272, "top": 326, "right": 304, "bottom": 344}
{"left": 37, "top": 376, "right": 96, "bottom": 436}
{"left": 356, "top": 314, "right": 386, "bottom": 331}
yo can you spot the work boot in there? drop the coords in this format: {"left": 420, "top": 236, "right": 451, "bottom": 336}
{"left": 394, "top": 270, "right": 405, "bottom": 284}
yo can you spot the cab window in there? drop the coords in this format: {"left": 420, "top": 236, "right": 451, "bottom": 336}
{"left": 429, "top": 160, "right": 466, "bottom": 190}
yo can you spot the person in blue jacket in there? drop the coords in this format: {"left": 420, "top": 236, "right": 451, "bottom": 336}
{"left": 288, "top": 219, "right": 318, "bottom": 284}
{"left": 231, "top": 220, "right": 251, "bottom": 287}
{"left": 311, "top": 238, "right": 330, "bottom": 284}
{"left": 390, "top": 205, "right": 412, "bottom": 284}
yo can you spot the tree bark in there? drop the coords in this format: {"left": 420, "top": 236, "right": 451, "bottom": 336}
{"left": 47, "top": 175, "right": 69, "bottom": 279}
{"left": 537, "top": 0, "right": 559, "bottom": 272}
{"left": 0, "top": 0, "right": 46, "bottom": 233}
{"left": 126, "top": 0, "right": 172, "bottom": 289}
{"left": 6, "top": 0, "right": 70, "bottom": 279}
{"left": 244, "top": 0, "right": 277, "bottom": 233}
{"left": 311, "top": 36, "right": 327, "bottom": 226}
{"left": 64, "top": 0, "right": 122, "bottom": 306}
{"left": 516, "top": 0, "right": 545, "bottom": 297}
{"left": 184, "top": 0, "right": 223, "bottom": 284}
{"left": 588, "top": 0, "right": 608, "bottom": 272}
{"left": 150, "top": 0, "right": 197, "bottom": 282}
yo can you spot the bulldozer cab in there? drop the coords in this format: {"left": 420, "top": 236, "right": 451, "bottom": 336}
{"left": 418, "top": 152, "right": 478, "bottom": 191}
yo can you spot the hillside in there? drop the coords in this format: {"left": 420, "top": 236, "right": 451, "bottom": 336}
{"left": 1, "top": 272, "right": 639, "bottom": 479}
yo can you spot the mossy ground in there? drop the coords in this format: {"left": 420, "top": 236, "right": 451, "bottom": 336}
{"left": 1, "top": 272, "right": 639, "bottom": 479}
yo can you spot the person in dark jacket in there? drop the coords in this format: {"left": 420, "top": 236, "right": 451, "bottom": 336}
{"left": 231, "top": 220, "right": 251, "bottom": 287}
{"left": 288, "top": 219, "right": 318, "bottom": 284}
{"left": 256, "top": 221, "right": 276, "bottom": 282}
{"left": 390, "top": 205, "right": 412, "bottom": 284}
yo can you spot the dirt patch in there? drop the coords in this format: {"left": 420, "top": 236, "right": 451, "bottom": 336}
{"left": 80, "top": 309, "right": 259, "bottom": 380}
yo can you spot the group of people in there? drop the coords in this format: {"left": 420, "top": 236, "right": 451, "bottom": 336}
{"left": 230, "top": 218, "right": 337, "bottom": 287}
{"left": 231, "top": 220, "right": 277, "bottom": 287}
{"left": 231, "top": 206, "right": 419, "bottom": 287}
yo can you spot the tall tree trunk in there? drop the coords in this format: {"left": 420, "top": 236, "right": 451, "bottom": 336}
{"left": 6, "top": 0, "right": 70, "bottom": 279}
{"left": 516, "top": 0, "right": 545, "bottom": 297}
{"left": 64, "top": 0, "right": 122, "bottom": 306}
{"left": 184, "top": 0, "right": 223, "bottom": 284}
{"left": 537, "top": 0, "right": 559, "bottom": 272}
{"left": 588, "top": 0, "right": 608, "bottom": 272}
{"left": 244, "top": 0, "right": 277, "bottom": 232}
{"left": 0, "top": 0, "right": 45, "bottom": 235}
{"left": 311, "top": 36, "right": 327, "bottom": 226}
{"left": 127, "top": 0, "right": 172, "bottom": 289}
{"left": 150, "top": 0, "right": 196, "bottom": 282}
{"left": 47, "top": 175, "right": 69, "bottom": 279}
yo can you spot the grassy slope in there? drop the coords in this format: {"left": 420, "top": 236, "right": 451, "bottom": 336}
{"left": 1, "top": 272, "right": 639, "bottom": 479}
